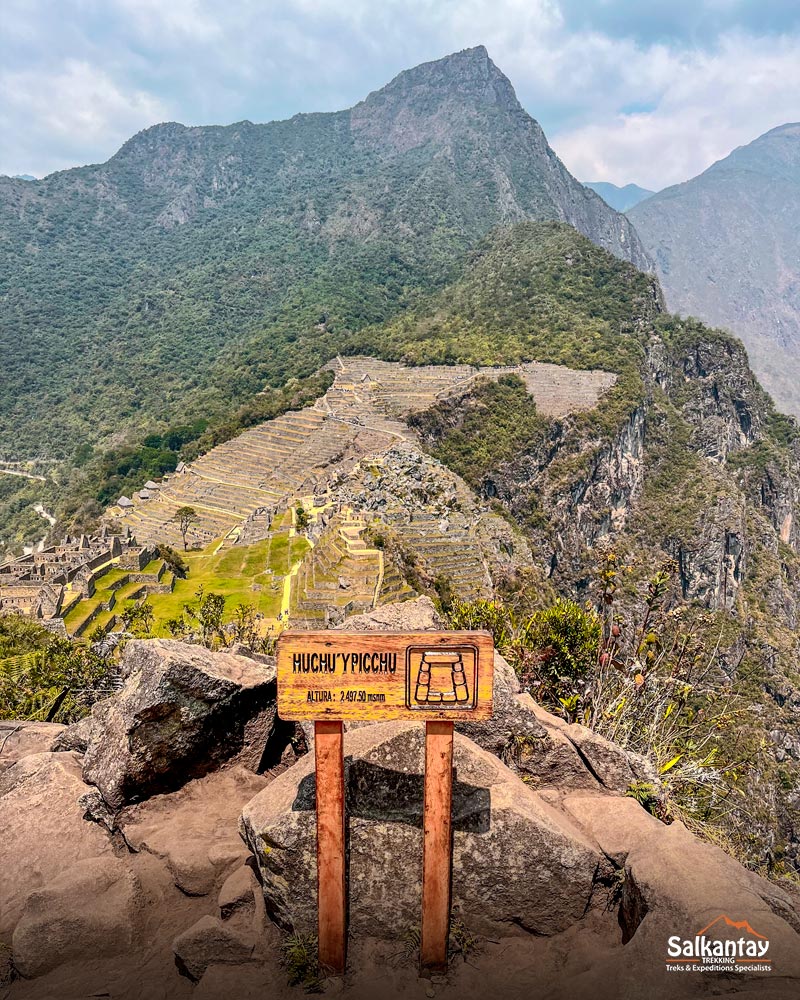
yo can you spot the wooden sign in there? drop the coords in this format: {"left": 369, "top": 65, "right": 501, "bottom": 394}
{"left": 275, "top": 629, "right": 494, "bottom": 977}
{"left": 276, "top": 629, "right": 494, "bottom": 721}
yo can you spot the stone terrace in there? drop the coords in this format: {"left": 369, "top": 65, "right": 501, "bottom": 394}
{"left": 107, "top": 406, "right": 401, "bottom": 548}
{"left": 106, "top": 355, "right": 616, "bottom": 552}
{"left": 328, "top": 355, "right": 617, "bottom": 419}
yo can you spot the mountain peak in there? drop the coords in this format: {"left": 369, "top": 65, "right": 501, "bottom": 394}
{"left": 357, "top": 46, "right": 520, "bottom": 114}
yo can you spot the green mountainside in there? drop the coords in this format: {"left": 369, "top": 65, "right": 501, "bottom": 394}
{"left": 359, "top": 222, "right": 800, "bottom": 869}
{"left": 629, "top": 122, "right": 800, "bottom": 417}
{"left": 0, "top": 46, "right": 646, "bottom": 467}
{"left": 2, "top": 49, "right": 800, "bottom": 871}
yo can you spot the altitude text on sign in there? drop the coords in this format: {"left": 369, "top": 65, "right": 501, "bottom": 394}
{"left": 277, "top": 630, "right": 494, "bottom": 722}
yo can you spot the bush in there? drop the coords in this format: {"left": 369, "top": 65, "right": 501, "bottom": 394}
{"left": 0, "top": 614, "right": 113, "bottom": 723}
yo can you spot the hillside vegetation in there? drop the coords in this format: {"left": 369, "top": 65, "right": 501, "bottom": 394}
{"left": 0, "top": 46, "right": 645, "bottom": 469}
{"left": 629, "top": 122, "right": 800, "bottom": 416}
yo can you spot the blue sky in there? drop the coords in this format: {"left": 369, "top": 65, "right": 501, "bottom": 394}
{"left": 2, "top": 1, "right": 799, "bottom": 189}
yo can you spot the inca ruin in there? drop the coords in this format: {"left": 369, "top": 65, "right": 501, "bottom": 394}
{"left": 0, "top": 357, "right": 617, "bottom": 637}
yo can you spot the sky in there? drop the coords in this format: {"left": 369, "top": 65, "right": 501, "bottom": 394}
{"left": 2, "top": 1, "right": 800, "bottom": 190}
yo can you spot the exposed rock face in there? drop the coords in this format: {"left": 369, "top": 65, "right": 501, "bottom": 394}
{"left": 334, "top": 595, "right": 443, "bottom": 632}
{"left": 0, "top": 751, "right": 114, "bottom": 936}
{"left": 117, "top": 766, "right": 264, "bottom": 897}
{"left": 559, "top": 794, "right": 800, "bottom": 999}
{"left": 585, "top": 181, "right": 655, "bottom": 212}
{"left": 629, "top": 122, "right": 800, "bottom": 417}
{"left": 0, "top": 720, "right": 65, "bottom": 774}
{"left": 82, "top": 639, "right": 277, "bottom": 809}
{"left": 173, "top": 914, "right": 255, "bottom": 981}
{"left": 240, "top": 721, "right": 609, "bottom": 939}
{"left": 12, "top": 857, "right": 141, "bottom": 978}
{"left": 1, "top": 620, "right": 799, "bottom": 998}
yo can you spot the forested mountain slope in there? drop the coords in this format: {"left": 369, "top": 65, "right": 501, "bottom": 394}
{"left": 347, "top": 222, "right": 800, "bottom": 870}
{"left": 0, "top": 45, "right": 646, "bottom": 465}
{"left": 629, "top": 123, "right": 800, "bottom": 416}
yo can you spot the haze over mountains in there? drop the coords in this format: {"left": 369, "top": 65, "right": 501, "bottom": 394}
{"left": 629, "top": 123, "right": 800, "bottom": 416}
{"left": 2, "top": 43, "right": 800, "bottom": 889}
{"left": 0, "top": 45, "right": 646, "bottom": 464}
{"left": 584, "top": 181, "right": 655, "bottom": 212}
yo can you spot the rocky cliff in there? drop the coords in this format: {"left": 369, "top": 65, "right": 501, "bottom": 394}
{"left": 2, "top": 607, "right": 798, "bottom": 999}
{"left": 628, "top": 123, "right": 800, "bottom": 416}
{"left": 375, "top": 223, "right": 800, "bottom": 873}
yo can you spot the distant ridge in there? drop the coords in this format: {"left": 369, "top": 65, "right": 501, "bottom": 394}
{"left": 629, "top": 122, "right": 800, "bottom": 415}
{"left": 584, "top": 181, "right": 655, "bottom": 212}
{"left": 0, "top": 45, "right": 649, "bottom": 462}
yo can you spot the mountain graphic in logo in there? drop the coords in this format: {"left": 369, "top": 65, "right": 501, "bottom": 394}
{"left": 696, "top": 915, "right": 767, "bottom": 940}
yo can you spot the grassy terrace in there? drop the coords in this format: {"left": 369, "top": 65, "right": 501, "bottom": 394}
{"left": 148, "top": 525, "right": 310, "bottom": 636}
{"left": 63, "top": 567, "right": 154, "bottom": 636}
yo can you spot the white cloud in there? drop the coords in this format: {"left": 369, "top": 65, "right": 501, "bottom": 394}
{"left": 0, "top": 60, "right": 167, "bottom": 175}
{"left": 547, "top": 33, "right": 800, "bottom": 188}
{"left": 111, "top": 0, "right": 222, "bottom": 43}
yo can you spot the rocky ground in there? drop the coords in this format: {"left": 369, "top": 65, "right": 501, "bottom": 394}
{"left": 1, "top": 598, "right": 798, "bottom": 1000}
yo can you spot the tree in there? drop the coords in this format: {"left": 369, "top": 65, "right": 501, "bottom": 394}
{"left": 166, "top": 586, "right": 228, "bottom": 649}
{"left": 121, "top": 599, "right": 154, "bottom": 637}
{"left": 173, "top": 506, "right": 199, "bottom": 550}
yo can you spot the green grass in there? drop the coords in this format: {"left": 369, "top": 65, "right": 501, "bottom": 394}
{"left": 64, "top": 565, "right": 156, "bottom": 635}
{"left": 63, "top": 596, "right": 103, "bottom": 634}
{"left": 147, "top": 532, "right": 310, "bottom": 636}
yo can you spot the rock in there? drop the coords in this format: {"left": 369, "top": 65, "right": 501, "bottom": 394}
{"left": 50, "top": 713, "right": 93, "bottom": 754}
{"left": 194, "top": 962, "right": 285, "bottom": 999}
{"left": 78, "top": 786, "right": 118, "bottom": 832}
{"left": 551, "top": 793, "right": 800, "bottom": 999}
{"left": 336, "top": 595, "right": 444, "bottom": 631}
{"left": 240, "top": 722, "right": 608, "bottom": 938}
{"left": 82, "top": 639, "right": 278, "bottom": 809}
{"left": 0, "top": 751, "right": 113, "bottom": 937}
{"left": 173, "top": 915, "right": 255, "bottom": 981}
{"left": 0, "top": 720, "right": 66, "bottom": 773}
{"left": 503, "top": 696, "right": 658, "bottom": 793}
{"left": 118, "top": 766, "right": 265, "bottom": 897}
{"left": 218, "top": 864, "right": 258, "bottom": 920}
{"left": 558, "top": 719, "right": 657, "bottom": 792}
{"left": 0, "top": 945, "right": 11, "bottom": 992}
{"left": 457, "top": 651, "right": 547, "bottom": 758}
{"left": 12, "top": 857, "right": 140, "bottom": 978}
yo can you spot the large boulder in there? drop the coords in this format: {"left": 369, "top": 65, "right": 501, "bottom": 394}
{"left": 82, "top": 639, "right": 278, "bottom": 809}
{"left": 514, "top": 695, "right": 658, "bottom": 793}
{"left": 334, "top": 595, "right": 443, "bottom": 632}
{"left": 0, "top": 720, "right": 66, "bottom": 774}
{"left": 457, "top": 652, "right": 546, "bottom": 758}
{"left": 0, "top": 751, "right": 114, "bottom": 938}
{"left": 172, "top": 914, "right": 255, "bottom": 981}
{"left": 12, "top": 857, "right": 141, "bottom": 979}
{"left": 552, "top": 793, "right": 800, "bottom": 999}
{"left": 240, "top": 721, "right": 609, "bottom": 939}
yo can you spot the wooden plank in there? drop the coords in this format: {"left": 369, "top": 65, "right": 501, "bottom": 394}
{"left": 277, "top": 630, "right": 494, "bottom": 722}
{"left": 315, "top": 720, "right": 346, "bottom": 974}
{"left": 420, "top": 720, "right": 454, "bottom": 973}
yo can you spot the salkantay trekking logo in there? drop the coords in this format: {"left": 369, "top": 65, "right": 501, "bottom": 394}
{"left": 666, "top": 915, "right": 772, "bottom": 974}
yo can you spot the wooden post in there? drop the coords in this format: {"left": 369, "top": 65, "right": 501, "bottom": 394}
{"left": 315, "top": 720, "right": 346, "bottom": 974}
{"left": 420, "top": 720, "right": 454, "bottom": 973}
